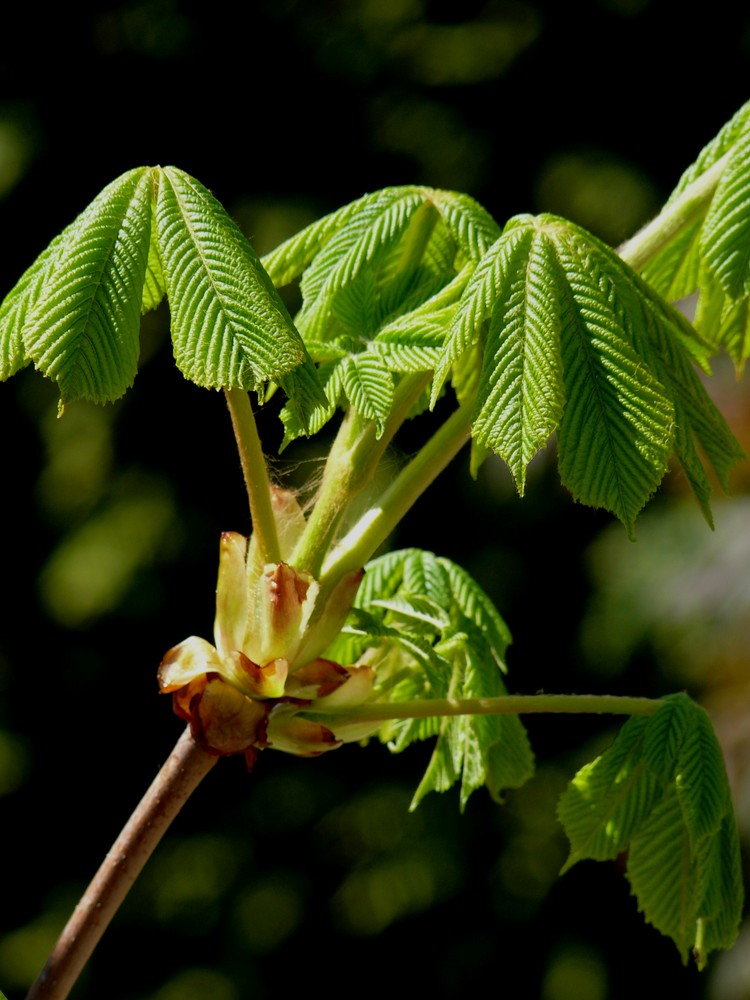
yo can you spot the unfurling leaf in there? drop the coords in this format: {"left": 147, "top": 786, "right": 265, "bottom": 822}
{"left": 326, "top": 547, "right": 533, "bottom": 810}
{"left": 266, "top": 186, "right": 498, "bottom": 443}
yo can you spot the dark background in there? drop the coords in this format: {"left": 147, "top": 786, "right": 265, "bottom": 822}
{"left": 1, "top": 2, "right": 750, "bottom": 998}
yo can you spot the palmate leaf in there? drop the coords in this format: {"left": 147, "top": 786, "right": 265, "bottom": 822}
{"left": 558, "top": 695, "right": 743, "bottom": 968}
{"left": 326, "top": 548, "right": 533, "bottom": 810}
{"left": 435, "top": 213, "right": 744, "bottom": 531}
{"left": 267, "top": 186, "right": 499, "bottom": 444}
{"left": 0, "top": 166, "right": 323, "bottom": 421}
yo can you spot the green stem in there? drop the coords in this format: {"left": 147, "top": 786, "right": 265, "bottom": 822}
{"left": 617, "top": 154, "right": 728, "bottom": 271}
{"left": 321, "top": 396, "right": 473, "bottom": 585}
{"left": 25, "top": 727, "right": 217, "bottom": 1000}
{"left": 306, "top": 693, "right": 663, "bottom": 724}
{"left": 291, "top": 373, "right": 430, "bottom": 575}
{"left": 224, "top": 388, "right": 281, "bottom": 565}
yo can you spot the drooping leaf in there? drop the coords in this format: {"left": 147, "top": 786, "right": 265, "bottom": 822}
{"left": 469, "top": 225, "right": 565, "bottom": 493}
{"left": 431, "top": 222, "right": 534, "bottom": 402}
{"left": 548, "top": 225, "right": 677, "bottom": 533}
{"left": 0, "top": 226, "right": 69, "bottom": 381}
{"left": 278, "top": 358, "right": 342, "bottom": 448}
{"left": 436, "top": 212, "right": 744, "bottom": 529}
{"left": 557, "top": 715, "right": 661, "bottom": 867}
{"left": 6, "top": 167, "right": 154, "bottom": 403}
{"left": 627, "top": 784, "right": 699, "bottom": 962}
{"left": 295, "top": 190, "right": 441, "bottom": 342}
{"left": 640, "top": 100, "right": 750, "bottom": 302}
{"left": 155, "top": 166, "right": 317, "bottom": 398}
{"left": 429, "top": 189, "right": 502, "bottom": 262}
{"left": 692, "top": 812, "right": 745, "bottom": 967}
{"left": 559, "top": 694, "right": 743, "bottom": 967}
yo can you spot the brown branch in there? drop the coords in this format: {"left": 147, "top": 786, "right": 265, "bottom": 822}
{"left": 26, "top": 726, "right": 218, "bottom": 1000}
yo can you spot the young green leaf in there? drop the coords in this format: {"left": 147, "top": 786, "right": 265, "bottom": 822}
{"left": 639, "top": 99, "right": 750, "bottom": 298}
{"left": 435, "top": 213, "right": 744, "bottom": 530}
{"left": 155, "top": 166, "right": 318, "bottom": 399}
{"left": 558, "top": 694, "right": 743, "bottom": 968}
{"left": 339, "top": 352, "right": 394, "bottom": 436}
{"left": 0, "top": 166, "right": 323, "bottom": 422}
{"left": 461, "top": 224, "right": 565, "bottom": 493}
{"left": 327, "top": 548, "right": 532, "bottom": 810}
{"left": 558, "top": 715, "right": 662, "bottom": 866}
{"left": 2, "top": 167, "right": 154, "bottom": 403}
{"left": 701, "top": 128, "right": 750, "bottom": 300}
{"left": 267, "top": 186, "right": 498, "bottom": 444}
{"left": 637, "top": 98, "right": 750, "bottom": 366}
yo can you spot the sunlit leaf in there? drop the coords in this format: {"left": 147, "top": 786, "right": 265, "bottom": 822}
{"left": 559, "top": 695, "right": 743, "bottom": 967}
{"left": 701, "top": 129, "right": 750, "bottom": 299}
{"left": 470, "top": 225, "right": 565, "bottom": 492}
{"left": 155, "top": 166, "right": 313, "bottom": 394}
{"left": 327, "top": 548, "right": 533, "bottom": 810}
{"left": 14, "top": 167, "right": 153, "bottom": 403}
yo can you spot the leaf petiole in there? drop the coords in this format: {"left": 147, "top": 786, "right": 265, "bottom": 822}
{"left": 320, "top": 395, "right": 474, "bottom": 587}
{"left": 291, "top": 372, "right": 430, "bottom": 575}
{"left": 305, "top": 692, "right": 664, "bottom": 725}
{"left": 224, "top": 387, "right": 282, "bottom": 564}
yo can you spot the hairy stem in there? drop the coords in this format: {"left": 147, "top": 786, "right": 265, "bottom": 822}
{"left": 617, "top": 154, "right": 728, "bottom": 271}
{"left": 224, "top": 387, "right": 281, "bottom": 564}
{"left": 307, "top": 693, "right": 664, "bottom": 724}
{"left": 291, "top": 373, "right": 430, "bottom": 575}
{"left": 320, "top": 396, "right": 473, "bottom": 586}
{"left": 26, "top": 727, "right": 217, "bottom": 1000}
